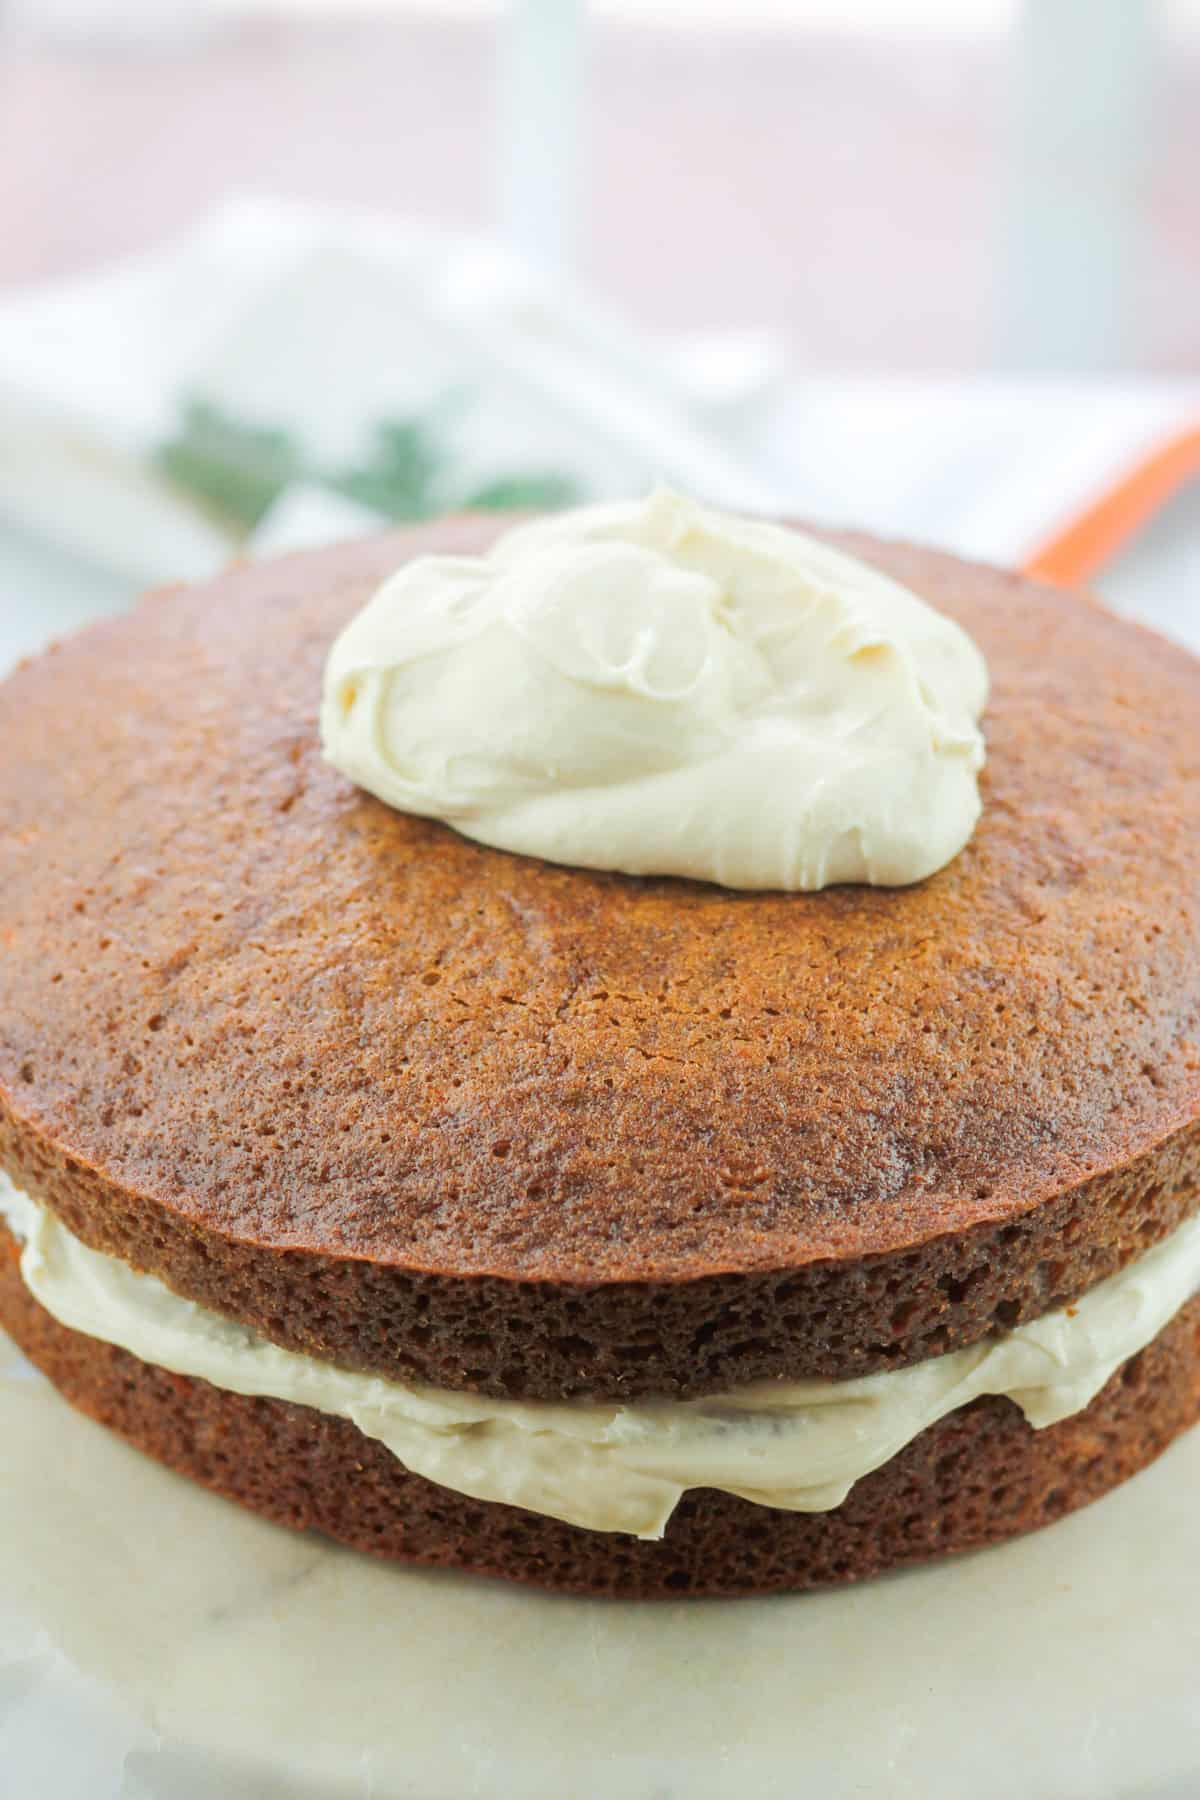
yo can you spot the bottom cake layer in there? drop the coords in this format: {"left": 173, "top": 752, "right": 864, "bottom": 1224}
{"left": 3, "top": 1235, "right": 1198, "bottom": 1599}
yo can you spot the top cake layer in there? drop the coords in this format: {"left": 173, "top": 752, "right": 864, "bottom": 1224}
{"left": 1, "top": 519, "right": 1199, "bottom": 1401}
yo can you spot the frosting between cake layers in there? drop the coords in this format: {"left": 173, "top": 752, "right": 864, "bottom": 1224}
{"left": 3, "top": 1172, "right": 1198, "bottom": 1541}
{"left": 320, "top": 489, "right": 988, "bottom": 890}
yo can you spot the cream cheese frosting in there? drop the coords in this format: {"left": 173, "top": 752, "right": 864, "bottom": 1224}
{"left": 320, "top": 489, "right": 989, "bottom": 890}
{"left": 4, "top": 1173, "right": 1198, "bottom": 1541}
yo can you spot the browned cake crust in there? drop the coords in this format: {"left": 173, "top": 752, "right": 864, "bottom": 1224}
{"left": 4, "top": 1228, "right": 1198, "bottom": 1598}
{"left": 2, "top": 521, "right": 1200, "bottom": 1401}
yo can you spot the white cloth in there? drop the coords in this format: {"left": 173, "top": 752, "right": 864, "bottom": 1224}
{"left": 0, "top": 194, "right": 782, "bottom": 588}
{"left": 0, "top": 194, "right": 1198, "bottom": 672}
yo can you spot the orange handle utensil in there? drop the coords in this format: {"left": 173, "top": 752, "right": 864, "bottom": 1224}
{"left": 1022, "top": 424, "right": 1200, "bottom": 588}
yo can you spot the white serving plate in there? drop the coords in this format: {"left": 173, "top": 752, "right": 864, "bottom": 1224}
{"left": 2, "top": 1336, "right": 1198, "bottom": 1800}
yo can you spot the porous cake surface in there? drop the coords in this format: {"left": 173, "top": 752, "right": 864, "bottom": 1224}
{"left": 1, "top": 520, "right": 1199, "bottom": 1400}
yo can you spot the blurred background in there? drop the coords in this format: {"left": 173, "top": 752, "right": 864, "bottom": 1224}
{"left": 1, "top": 0, "right": 1198, "bottom": 664}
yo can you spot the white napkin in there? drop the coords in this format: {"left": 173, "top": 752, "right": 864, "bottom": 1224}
{"left": 0, "top": 194, "right": 783, "bottom": 589}
{"left": 0, "top": 193, "right": 1197, "bottom": 661}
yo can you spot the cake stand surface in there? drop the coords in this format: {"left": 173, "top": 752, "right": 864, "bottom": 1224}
{"left": 2, "top": 1337, "right": 1197, "bottom": 1799}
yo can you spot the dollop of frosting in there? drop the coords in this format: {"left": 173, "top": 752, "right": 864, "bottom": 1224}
{"left": 321, "top": 489, "right": 988, "bottom": 890}
{"left": 5, "top": 1174, "right": 1198, "bottom": 1541}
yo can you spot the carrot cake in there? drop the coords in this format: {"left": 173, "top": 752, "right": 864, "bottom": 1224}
{"left": 1, "top": 493, "right": 1198, "bottom": 1597}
